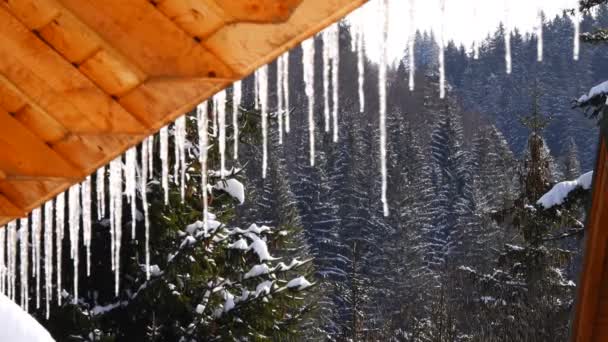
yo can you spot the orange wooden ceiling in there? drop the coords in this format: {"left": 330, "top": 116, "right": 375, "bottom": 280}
{"left": 0, "top": 0, "right": 367, "bottom": 226}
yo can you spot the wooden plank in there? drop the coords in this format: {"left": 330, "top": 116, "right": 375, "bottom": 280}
{"left": 78, "top": 48, "right": 145, "bottom": 97}
{"left": 572, "top": 138, "right": 608, "bottom": 342}
{"left": 154, "top": 0, "right": 227, "bottom": 39}
{"left": 0, "top": 179, "right": 70, "bottom": 213}
{"left": 215, "top": 0, "right": 303, "bottom": 23}
{"left": 0, "top": 0, "right": 59, "bottom": 30}
{"left": 0, "top": 7, "right": 147, "bottom": 134}
{"left": 204, "top": 0, "right": 366, "bottom": 75}
{"left": 0, "top": 194, "right": 25, "bottom": 217}
{"left": 58, "top": 0, "right": 236, "bottom": 78}
{"left": 0, "top": 109, "right": 82, "bottom": 179}
{"left": 119, "top": 76, "right": 226, "bottom": 129}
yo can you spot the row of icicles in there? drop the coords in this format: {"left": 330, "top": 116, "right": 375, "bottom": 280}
{"left": 0, "top": 0, "right": 583, "bottom": 315}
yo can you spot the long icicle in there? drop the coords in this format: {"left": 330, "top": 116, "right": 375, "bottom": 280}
{"left": 82, "top": 176, "right": 92, "bottom": 276}
{"left": 109, "top": 157, "right": 123, "bottom": 296}
{"left": 409, "top": 0, "right": 417, "bottom": 87}
{"left": 357, "top": 20, "right": 365, "bottom": 111}
{"left": 175, "top": 116, "right": 187, "bottom": 201}
{"left": 197, "top": 102, "right": 209, "bottom": 231}
{"left": 283, "top": 51, "right": 291, "bottom": 133}
{"left": 233, "top": 81, "right": 242, "bottom": 160}
{"left": 160, "top": 126, "right": 169, "bottom": 205}
{"left": 141, "top": 138, "right": 151, "bottom": 280}
{"left": 96, "top": 167, "right": 106, "bottom": 220}
{"left": 573, "top": 3, "right": 580, "bottom": 61}
{"left": 504, "top": 0, "right": 512, "bottom": 74}
{"left": 0, "top": 226, "right": 4, "bottom": 295}
{"left": 148, "top": 135, "right": 154, "bottom": 180}
{"left": 55, "top": 193, "right": 64, "bottom": 305}
{"left": 19, "top": 217, "right": 29, "bottom": 310}
{"left": 125, "top": 147, "right": 137, "bottom": 238}
{"left": 258, "top": 66, "right": 269, "bottom": 178}
{"left": 302, "top": 38, "right": 316, "bottom": 166}
{"left": 68, "top": 184, "right": 80, "bottom": 304}
{"left": 9, "top": 221, "right": 17, "bottom": 301}
{"left": 323, "top": 28, "right": 331, "bottom": 133}
{"left": 277, "top": 56, "right": 284, "bottom": 145}
{"left": 217, "top": 90, "right": 227, "bottom": 179}
{"left": 379, "top": 0, "right": 389, "bottom": 217}
{"left": 537, "top": 6, "right": 543, "bottom": 62}
{"left": 32, "top": 207, "right": 41, "bottom": 309}
{"left": 331, "top": 23, "right": 340, "bottom": 142}
{"left": 43, "top": 201, "right": 53, "bottom": 319}
{"left": 439, "top": 0, "right": 446, "bottom": 98}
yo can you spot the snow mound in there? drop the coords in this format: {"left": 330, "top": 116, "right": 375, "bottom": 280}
{"left": 244, "top": 264, "right": 270, "bottom": 279}
{"left": 0, "top": 293, "right": 55, "bottom": 341}
{"left": 286, "top": 276, "right": 312, "bottom": 291}
{"left": 537, "top": 171, "right": 593, "bottom": 209}
{"left": 213, "top": 179, "right": 245, "bottom": 204}
{"left": 578, "top": 80, "right": 608, "bottom": 103}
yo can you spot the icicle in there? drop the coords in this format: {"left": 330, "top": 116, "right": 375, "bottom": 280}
{"left": 9, "top": 221, "right": 17, "bottom": 302}
{"left": 147, "top": 135, "right": 154, "bottom": 180}
{"left": 409, "top": 0, "right": 417, "bottom": 87}
{"left": 160, "top": 126, "right": 169, "bottom": 205}
{"left": 109, "top": 157, "right": 123, "bottom": 296}
{"left": 197, "top": 102, "right": 209, "bottom": 231}
{"left": 504, "top": 0, "right": 512, "bottom": 74}
{"left": 439, "top": 0, "right": 446, "bottom": 98}
{"left": 141, "top": 140, "right": 151, "bottom": 280}
{"left": 43, "top": 201, "right": 53, "bottom": 319}
{"left": 216, "top": 90, "right": 227, "bottom": 179}
{"left": 283, "top": 51, "right": 291, "bottom": 133}
{"left": 178, "top": 116, "right": 187, "bottom": 200}
{"left": 277, "top": 56, "right": 284, "bottom": 145}
{"left": 125, "top": 147, "right": 137, "bottom": 238}
{"left": 302, "top": 38, "right": 316, "bottom": 166}
{"left": 323, "top": 29, "right": 331, "bottom": 133}
{"left": 19, "top": 217, "right": 29, "bottom": 310}
{"left": 254, "top": 69, "right": 260, "bottom": 110}
{"left": 537, "top": 7, "right": 543, "bottom": 62}
{"left": 32, "top": 207, "right": 41, "bottom": 309}
{"left": 82, "top": 176, "right": 92, "bottom": 276}
{"left": 257, "top": 66, "right": 269, "bottom": 178}
{"left": 573, "top": 4, "right": 580, "bottom": 61}
{"left": 233, "top": 81, "right": 242, "bottom": 160}
{"left": 330, "top": 24, "right": 340, "bottom": 142}
{"left": 0, "top": 226, "right": 5, "bottom": 295}
{"left": 55, "top": 193, "right": 64, "bottom": 305}
{"left": 96, "top": 166, "right": 106, "bottom": 219}
{"left": 379, "top": 0, "right": 389, "bottom": 217}
{"left": 68, "top": 184, "right": 80, "bottom": 304}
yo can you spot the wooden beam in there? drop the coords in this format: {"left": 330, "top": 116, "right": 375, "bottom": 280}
{"left": 0, "top": 193, "right": 25, "bottom": 217}
{"left": 214, "top": 0, "right": 304, "bottom": 23}
{"left": 571, "top": 138, "right": 608, "bottom": 342}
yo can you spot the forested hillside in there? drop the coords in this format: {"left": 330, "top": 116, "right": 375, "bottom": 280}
{"left": 235, "top": 7, "right": 601, "bottom": 341}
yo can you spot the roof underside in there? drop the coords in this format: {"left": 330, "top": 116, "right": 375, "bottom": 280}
{"left": 0, "top": 0, "right": 366, "bottom": 226}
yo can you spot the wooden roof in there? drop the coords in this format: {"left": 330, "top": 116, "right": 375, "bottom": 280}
{"left": 0, "top": 0, "right": 366, "bottom": 226}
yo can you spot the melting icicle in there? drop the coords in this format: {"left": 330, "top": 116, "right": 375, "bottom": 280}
{"left": 379, "top": 0, "right": 389, "bottom": 217}
{"left": 322, "top": 29, "right": 331, "bottom": 133}
{"left": 68, "top": 184, "right": 80, "bottom": 304}
{"left": 302, "top": 38, "right": 316, "bottom": 166}
{"left": 330, "top": 24, "right": 340, "bottom": 143}
{"left": 55, "top": 193, "right": 64, "bottom": 305}
{"left": 147, "top": 135, "right": 154, "bottom": 180}
{"left": 439, "top": 0, "right": 446, "bottom": 98}
{"left": 141, "top": 139, "right": 151, "bottom": 280}
{"left": 197, "top": 102, "right": 209, "bottom": 231}
{"left": 254, "top": 69, "right": 260, "bottom": 110}
{"left": 43, "top": 201, "right": 53, "bottom": 319}
{"left": 537, "top": 7, "right": 543, "bottom": 62}
{"left": 19, "top": 217, "right": 29, "bottom": 310}
{"left": 32, "top": 207, "right": 41, "bottom": 309}
{"left": 109, "top": 157, "right": 123, "bottom": 296}
{"left": 0, "top": 226, "right": 5, "bottom": 295}
{"left": 174, "top": 118, "right": 186, "bottom": 201}
{"left": 277, "top": 56, "right": 284, "bottom": 144}
{"left": 409, "top": 0, "right": 417, "bottom": 87}
{"left": 233, "top": 81, "right": 242, "bottom": 160}
{"left": 573, "top": 4, "right": 580, "bottom": 61}
{"left": 504, "top": 0, "right": 512, "bottom": 74}
{"left": 82, "top": 176, "right": 92, "bottom": 276}
{"left": 216, "top": 90, "right": 227, "bottom": 179}
{"left": 160, "top": 126, "right": 169, "bottom": 204}
{"left": 257, "top": 66, "right": 269, "bottom": 178}
{"left": 283, "top": 51, "right": 291, "bottom": 133}
{"left": 9, "top": 221, "right": 17, "bottom": 302}
{"left": 125, "top": 147, "right": 137, "bottom": 238}
{"left": 96, "top": 167, "right": 105, "bottom": 219}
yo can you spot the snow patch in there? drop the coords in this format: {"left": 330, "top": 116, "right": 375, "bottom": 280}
{"left": 213, "top": 179, "right": 245, "bottom": 204}
{"left": 0, "top": 293, "right": 55, "bottom": 341}
{"left": 286, "top": 276, "right": 312, "bottom": 291}
{"left": 537, "top": 171, "right": 593, "bottom": 209}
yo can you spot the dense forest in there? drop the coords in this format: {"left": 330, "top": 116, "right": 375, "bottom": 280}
{"left": 13, "top": 3, "right": 606, "bottom": 342}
